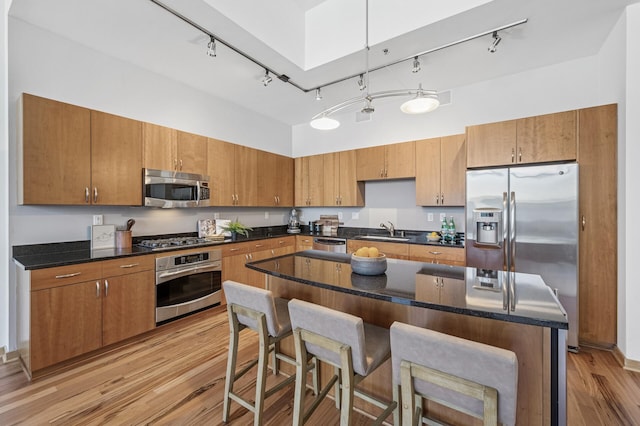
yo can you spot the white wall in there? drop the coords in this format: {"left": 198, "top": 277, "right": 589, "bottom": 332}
{"left": 623, "top": 4, "right": 640, "bottom": 361}
{"left": 1, "top": 0, "right": 10, "bottom": 354}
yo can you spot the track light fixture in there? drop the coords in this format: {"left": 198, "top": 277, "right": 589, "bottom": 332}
{"left": 488, "top": 31, "right": 502, "bottom": 53}
{"left": 262, "top": 69, "right": 272, "bottom": 86}
{"left": 357, "top": 74, "right": 366, "bottom": 91}
{"left": 315, "top": 88, "right": 322, "bottom": 101}
{"left": 412, "top": 56, "right": 421, "bottom": 73}
{"left": 207, "top": 35, "right": 216, "bottom": 57}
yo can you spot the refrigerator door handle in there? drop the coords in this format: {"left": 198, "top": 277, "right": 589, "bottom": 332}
{"left": 502, "top": 271, "right": 509, "bottom": 310}
{"left": 510, "top": 271, "right": 516, "bottom": 311}
{"left": 510, "top": 191, "right": 516, "bottom": 272}
{"left": 503, "top": 192, "right": 509, "bottom": 271}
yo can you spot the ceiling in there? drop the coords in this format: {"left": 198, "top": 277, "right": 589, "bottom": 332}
{"left": 8, "top": 0, "right": 638, "bottom": 126}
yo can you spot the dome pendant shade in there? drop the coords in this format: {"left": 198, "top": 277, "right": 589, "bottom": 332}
{"left": 310, "top": 115, "right": 340, "bottom": 130}
{"left": 400, "top": 95, "right": 440, "bottom": 114}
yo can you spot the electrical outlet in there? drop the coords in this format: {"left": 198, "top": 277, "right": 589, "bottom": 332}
{"left": 264, "top": 211, "right": 269, "bottom": 219}
{"left": 440, "top": 213, "right": 446, "bottom": 221}
{"left": 214, "top": 212, "right": 220, "bottom": 219}
{"left": 338, "top": 212, "right": 343, "bottom": 221}
{"left": 427, "top": 213, "right": 434, "bottom": 222}
{"left": 93, "top": 215, "right": 103, "bottom": 225}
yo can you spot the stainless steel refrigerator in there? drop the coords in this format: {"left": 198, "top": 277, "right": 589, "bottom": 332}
{"left": 466, "top": 163, "right": 578, "bottom": 349}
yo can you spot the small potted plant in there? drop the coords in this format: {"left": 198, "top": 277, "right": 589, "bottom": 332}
{"left": 221, "top": 218, "right": 253, "bottom": 241}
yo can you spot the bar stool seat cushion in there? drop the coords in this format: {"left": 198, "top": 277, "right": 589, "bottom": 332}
{"left": 390, "top": 322, "right": 518, "bottom": 426}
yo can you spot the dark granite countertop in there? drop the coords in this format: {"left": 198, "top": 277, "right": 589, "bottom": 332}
{"left": 12, "top": 226, "right": 463, "bottom": 270}
{"left": 246, "top": 250, "right": 569, "bottom": 330}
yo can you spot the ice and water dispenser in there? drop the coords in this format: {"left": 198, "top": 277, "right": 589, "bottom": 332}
{"left": 473, "top": 208, "right": 502, "bottom": 247}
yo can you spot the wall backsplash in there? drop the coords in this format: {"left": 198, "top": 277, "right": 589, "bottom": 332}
{"left": 11, "top": 180, "right": 464, "bottom": 246}
{"left": 297, "top": 180, "right": 465, "bottom": 234}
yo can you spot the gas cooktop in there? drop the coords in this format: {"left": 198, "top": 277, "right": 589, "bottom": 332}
{"left": 138, "top": 236, "right": 216, "bottom": 251}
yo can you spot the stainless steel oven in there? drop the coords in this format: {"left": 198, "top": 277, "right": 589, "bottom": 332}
{"left": 155, "top": 249, "right": 222, "bottom": 324}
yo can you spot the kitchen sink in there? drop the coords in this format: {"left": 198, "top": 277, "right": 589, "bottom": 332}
{"left": 358, "top": 235, "right": 410, "bottom": 242}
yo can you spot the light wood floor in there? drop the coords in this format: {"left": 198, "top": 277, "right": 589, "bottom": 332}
{"left": 1, "top": 306, "right": 639, "bottom": 425}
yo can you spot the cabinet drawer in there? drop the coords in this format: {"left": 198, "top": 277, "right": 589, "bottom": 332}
{"left": 269, "top": 236, "right": 295, "bottom": 249}
{"left": 222, "top": 241, "right": 253, "bottom": 257}
{"left": 409, "top": 245, "right": 465, "bottom": 265}
{"left": 31, "top": 263, "right": 102, "bottom": 291}
{"left": 102, "top": 255, "right": 154, "bottom": 277}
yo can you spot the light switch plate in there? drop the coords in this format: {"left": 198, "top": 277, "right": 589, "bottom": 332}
{"left": 427, "top": 213, "right": 434, "bottom": 222}
{"left": 264, "top": 211, "right": 269, "bottom": 219}
{"left": 440, "top": 213, "right": 446, "bottom": 221}
{"left": 338, "top": 212, "right": 343, "bottom": 220}
{"left": 93, "top": 215, "right": 103, "bottom": 225}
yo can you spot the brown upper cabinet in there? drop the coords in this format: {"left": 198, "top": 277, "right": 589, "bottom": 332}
{"left": 415, "top": 134, "right": 466, "bottom": 206}
{"left": 322, "top": 150, "right": 365, "bottom": 207}
{"left": 20, "top": 94, "right": 142, "bottom": 206}
{"left": 257, "top": 150, "right": 294, "bottom": 207}
{"left": 356, "top": 141, "right": 416, "bottom": 180}
{"left": 295, "top": 154, "right": 325, "bottom": 206}
{"left": 466, "top": 110, "right": 577, "bottom": 168}
{"left": 207, "top": 138, "right": 258, "bottom": 206}
{"left": 143, "top": 123, "right": 208, "bottom": 176}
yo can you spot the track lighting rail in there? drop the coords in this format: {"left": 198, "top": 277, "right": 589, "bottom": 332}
{"left": 149, "top": 0, "right": 526, "bottom": 94}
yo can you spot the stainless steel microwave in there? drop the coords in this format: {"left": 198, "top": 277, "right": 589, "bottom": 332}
{"left": 144, "top": 168, "right": 210, "bottom": 208}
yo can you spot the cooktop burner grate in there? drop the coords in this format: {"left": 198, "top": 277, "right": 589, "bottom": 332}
{"left": 138, "top": 237, "right": 212, "bottom": 251}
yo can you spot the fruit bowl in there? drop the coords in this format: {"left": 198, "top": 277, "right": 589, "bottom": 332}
{"left": 426, "top": 235, "right": 441, "bottom": 242}
{"left": 351, "top": 253, "right": 387, "bottom": 275}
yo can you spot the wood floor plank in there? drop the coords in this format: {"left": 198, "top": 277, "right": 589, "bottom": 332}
{"left": 1, "top": 307, "right": 639, "bottom": 425}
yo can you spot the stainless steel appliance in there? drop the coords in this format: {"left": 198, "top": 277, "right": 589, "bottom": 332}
{"left": 312, "top": 237, "right": 347, "bottom": 253}
{"left": 155, "top": 249, "right": 222, "bottom": 323}
{"left": 139, "top": 236, "right": 213, "bottom": 251}
{"left": 287, "top": 208, "right": 301, "bottom": 234}
{"left": 466, "top": 163, "right": 579, "bottom": 349}
{"left": 144, "top": 168, "right": 210, "bottom": 208}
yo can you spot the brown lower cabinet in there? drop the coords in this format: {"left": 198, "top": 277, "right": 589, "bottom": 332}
{"left": 221, "top": 237, "right": 296, "bottom": 292}
{"left": 20, "top": 255, "right": 155, "bottom": 377}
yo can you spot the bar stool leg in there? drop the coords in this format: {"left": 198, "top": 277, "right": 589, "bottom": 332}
{"left": 334, "top": 366, "right": 341, "bottom": 409}
{"left": 270, "top": 341, "right": 280, "bottom": 375}
{"left": 292, "top": 330, "right": 309, "bottom": 426}
{"left": 392, "top": 384, "right": 401, "bottom": 426}
{"left": 339, "top": 347, "right": 354, "bottom": 426}
{"left": 254, "top": 326, "right": 269, "bottom": 426}
{"left": 223, "top": 316, "right": 239, "bottom": 423}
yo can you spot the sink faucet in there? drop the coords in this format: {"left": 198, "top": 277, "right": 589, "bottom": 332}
{"left": 380, "top": 221, "right": 395, "bottom": 236}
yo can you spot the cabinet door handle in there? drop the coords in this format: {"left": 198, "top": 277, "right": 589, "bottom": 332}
{"left": 55, "top": 272, "right": 82, "bottom": 279}
{"left": 96, "top": 281, "right": 100, "bottom": 298}
{"left": 173, "top": 159, "right": 178, "bottom": 170}
{"left": 93, "top": 187, "right": 98, "bottom": 203}
{"left": 429, "top": 251, "right": 442, "bottom": 256}
{"left": 518, "top": 147, "right": 522, "bottom": 162}
{"left": 119, "top": 263, "right": 139, "bottom": 269}
{"left": 581, "top": 215, "right": 586, "bottom": 231}
{"left": 179, "top": 159, "right": 183, "bottom": 170}
{"left": 277, "top": 196, "right": 280, "bottom": 204}
{"left": 104, "top": 279, "right": 109, "bottom": 297}
{"left": 279, "top": 240, "right": 285, "bottom": 245}
{"left": 230, "top": 248, "right": 240, "bottom": 252}
{"left": 85, "top": 187, "right": 90, "bottom": 203}
{"left": 441, "top": 192, "right": 444, "bottom": 204}
{"left": 255, "top": 244, "right": 264, "bottom": 248}
{"left": 511, "top": 148, "right": 515, "bottom": 163}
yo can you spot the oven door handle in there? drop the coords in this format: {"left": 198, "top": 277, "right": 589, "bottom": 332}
{"left": 156, "top": 263, "right": 220, "bottom": 284}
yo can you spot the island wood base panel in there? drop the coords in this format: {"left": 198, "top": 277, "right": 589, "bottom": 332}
{"left": 268, "top": 276, "right": 552, "bottom": 425}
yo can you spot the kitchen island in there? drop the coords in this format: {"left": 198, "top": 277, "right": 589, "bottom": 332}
{"left": 246, "top": 250, "right": 569, "bottom": 425}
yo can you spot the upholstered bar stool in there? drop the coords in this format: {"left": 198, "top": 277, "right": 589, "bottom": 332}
{"left": 222, "top": 280, "right": 309, "bottom": 426}
{"left": 390, "top": 321, "right": 518, "bottom": 426}
{"left": 288, "top": 298, "right": 397, "bottom": 426}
